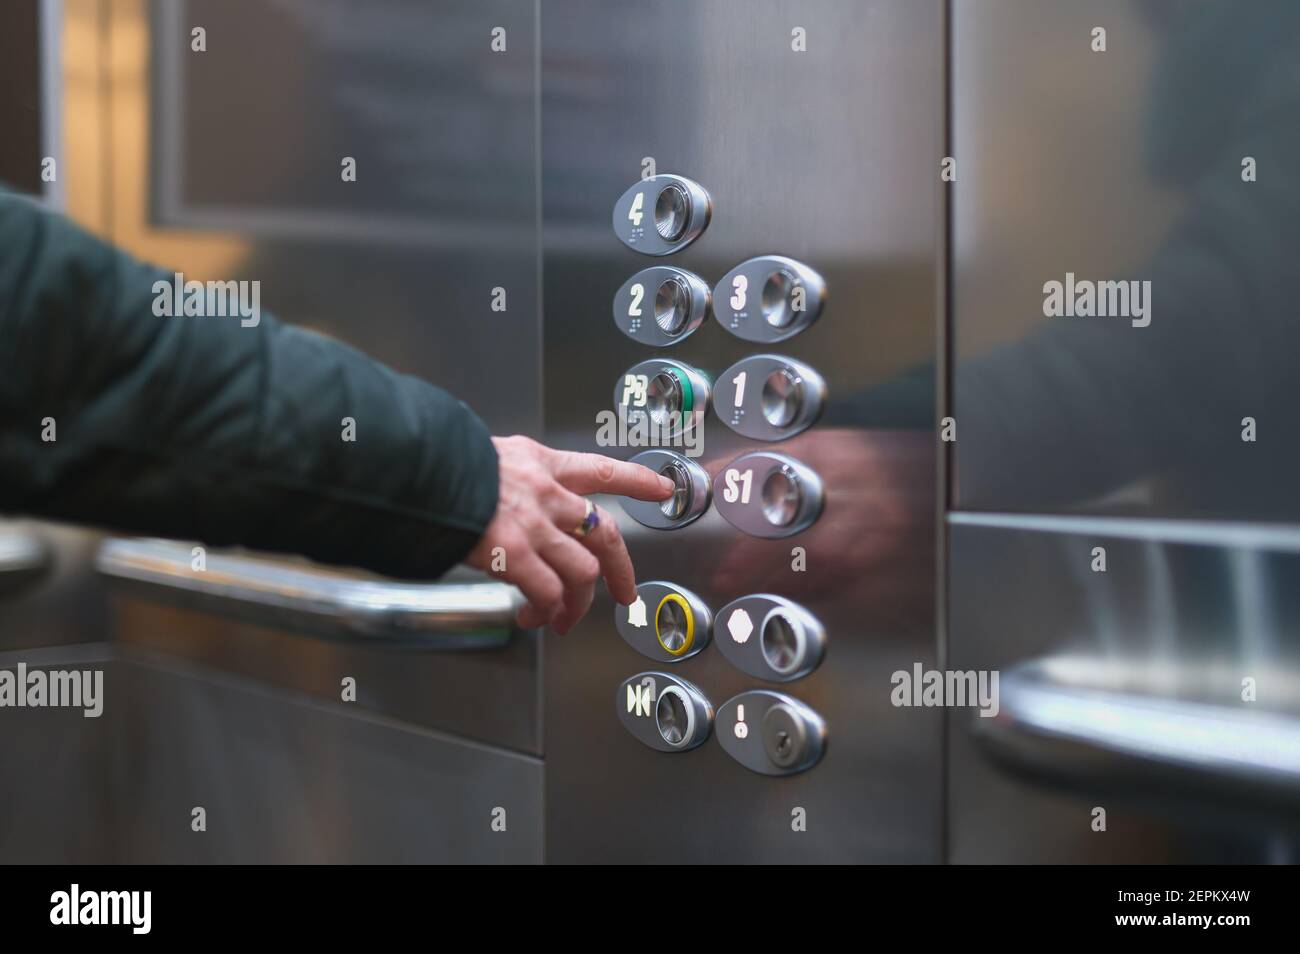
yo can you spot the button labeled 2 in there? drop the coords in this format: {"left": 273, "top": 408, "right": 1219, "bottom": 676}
{"left": 713, "top": 354, "right": 826, "bottom": 441}
{"left": 612, "top": 175, "right": 712, "bottom": 256}
{"left": 717, "top": 690, "right": 826, "bottom": 775}
{"left": 618, "top": 672, "right": 714, "bottom": 752}
{"left": 716, "top": 594, "right": 824, "bottom": 681}
{"left": 714, "top": 255, "right": 825, "bottom": 343}
{"left": 616, "top": 581, "right": 712, "bottom": 662}
{"left": 613, "top": 266, "right": 711, "bottom": 346}
{"left": 713, "top": 452, "right": 824, "bottom": 538}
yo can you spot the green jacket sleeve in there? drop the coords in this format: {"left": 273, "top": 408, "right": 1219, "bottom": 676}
{"left": 0, "top": 189, "right": 498, "bottom": 580}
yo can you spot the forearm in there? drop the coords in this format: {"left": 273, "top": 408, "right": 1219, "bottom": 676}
{"left": 0, "top": 189, "right": 497, "bottom": 579}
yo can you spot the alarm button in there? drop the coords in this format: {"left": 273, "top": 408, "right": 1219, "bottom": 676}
{"left": 717, "top": 690, "right": 825, "bottom": 775}
{"left": 615, "top": 581, "right": 712, "bottom": 662}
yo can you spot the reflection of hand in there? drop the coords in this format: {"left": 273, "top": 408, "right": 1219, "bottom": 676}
{"left": 708, "top": 429, "right": 933, "bottom": 602}
{"left": 468, "top": 436, "right": 673, "bottom": 633}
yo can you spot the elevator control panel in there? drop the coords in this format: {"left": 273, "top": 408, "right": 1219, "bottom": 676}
{"left": 616, "top": 581, "right": 712, "bottom": 662}
{"left": 713, "top": 451, "right": 825, "bottom": 538}
{"left": 717, "top": 690, "right": 826, "bottom": 775}
{"left": 714, "top": 594, "right": 825, "bottom": 682}
{"left": 612, "top": 174, "right": 712, "bottom": 256}
{"left": 610, "top": 174, "right": 832, "bottom": 777}
{"left": 713, "top": 255, "right": 826, "bottom": 343}
{"left": 613, "top": 266, "right": 711, "bottom": 346}
{"left": 713, "top": 354, "right": 826, "bottom": 441}
{"left": 623, "top": 450, "right": 711, "bottom": 530}
{"left": 617, "top": 672, "right": 714, "bottom": 752}
{"left": 615, "top": 359, "right": 711, "bottom": 438}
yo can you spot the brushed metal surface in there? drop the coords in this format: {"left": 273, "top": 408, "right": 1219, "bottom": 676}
{"left": 949, "top": 521, "right": 1300, "bottom": 863}
{"left": 543, "top": 0, "right": 942, "bottom": 862}
{"left": 951, "top": 0, "right": 1300, "bottom": 521}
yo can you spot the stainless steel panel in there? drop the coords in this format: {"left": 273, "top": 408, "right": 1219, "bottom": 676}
{"left": 0, "top": 653, "right": 543, "bottom": 863}
{"left": 949, "top": 519, "right": 1300, "bottom": 863}
{"left": 543, "top": 0, "right": 942, "bottom": 862}
{"left": 952, "top": 0, "right": 1300, "bottom": 520}
{"left": 98, "top": 0, "right": 544, "bottom": 753}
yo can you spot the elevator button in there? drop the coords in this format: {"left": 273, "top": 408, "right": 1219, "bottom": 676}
{"left": 713, "top": 355, "right": 825, "bottom": 441}
{"left": 615, "top": 581, "right": 712, "bottom": 662}
{"left": 617, "top": 672, "right": 714, "bottom": 752}
{"left": 713, "top": 452, "right": 824, "bottom": 537}
{"left": 620, "top": 450, "right": 711, "bottom": 530}
{"left": 716, "top": 690, "right": 826, "bottom": 775}
{"left": 714, "top": 255, "right": 825, "bottom": 343}
{"left": 613, "top": 266, "right": 711, "bottom": 346}
{"left": 715, "top": 594, "right": 825, "bottom": 681}
{"left": 613, "top": 174, "right": 712, "bottom": 256}
{"left": 615, "top": 359, "right": 711, "bottom": 439}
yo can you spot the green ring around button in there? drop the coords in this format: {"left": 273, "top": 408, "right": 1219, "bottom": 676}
{"left": 667, "top": 366, "right": 694, "bottom": 417}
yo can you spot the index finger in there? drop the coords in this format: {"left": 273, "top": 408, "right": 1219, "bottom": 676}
{"left": 550, "top": 450, "right": 673, "bottom": 500}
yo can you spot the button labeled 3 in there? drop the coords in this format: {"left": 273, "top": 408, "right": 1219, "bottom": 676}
{"left": 616, "top": 581, "right": 712, "bottom": 662}
{"left": 613, "top": 175, "right": 712, "bottom": 256}
{"left": 714, "top": 255, "right": 825, "bottom": 343}
{"left": 613, "top": 266, "right": 711, "bottom": 346}
{"left": 716, "top": 594, "right": 824, "bottom": 681}
{"left": 713, "top": 354, "right": 826, "bottom": 441}
{"left": 717, "top": 690, "right": 826, "bottom": 775}
{"left": 713, "top": 452, "right": 824, "bottom": 537}
{"left": 618, "top": 672, "right": 714, "bottom": 752}
{"left": 615, "top": 359, "right": 711, "bottom": 439}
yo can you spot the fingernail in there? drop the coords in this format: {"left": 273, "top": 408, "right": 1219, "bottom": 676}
{"left": 659, "top": 476, "right": 675, "bottom": 493}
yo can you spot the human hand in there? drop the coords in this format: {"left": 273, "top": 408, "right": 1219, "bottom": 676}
{"left": 467, "top": 436, "right": 673, "bottom": 633}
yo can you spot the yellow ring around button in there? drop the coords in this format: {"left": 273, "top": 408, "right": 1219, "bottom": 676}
{"left": 654, "top": 593, "right": 695, "bottom": 656}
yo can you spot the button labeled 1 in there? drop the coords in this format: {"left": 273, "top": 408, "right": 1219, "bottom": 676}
{"left": 615, "top": 581, "right": 712, "bottom": 662}
{"left": 713, "top": 452, "right": 824, "bottom": 538}
{"left": 617, "top": 672, "right": 714, "bottom": 752}
{"left": 716, "top": 594, "right": 824, "bottom": 681}
{"left": 613, "top": 266, "right": 711, "bottom": 346}
{"left": 714, "top": 255, "right": 825, "bottom": 343}
{"left": 612, "top": 174, "right": 712, "bottom": 256}
{"left": 717, "top": 690, "right": 826, "bottom": 775}
{"left": 713, "top": 354, "right": 826, "bottom": 441}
